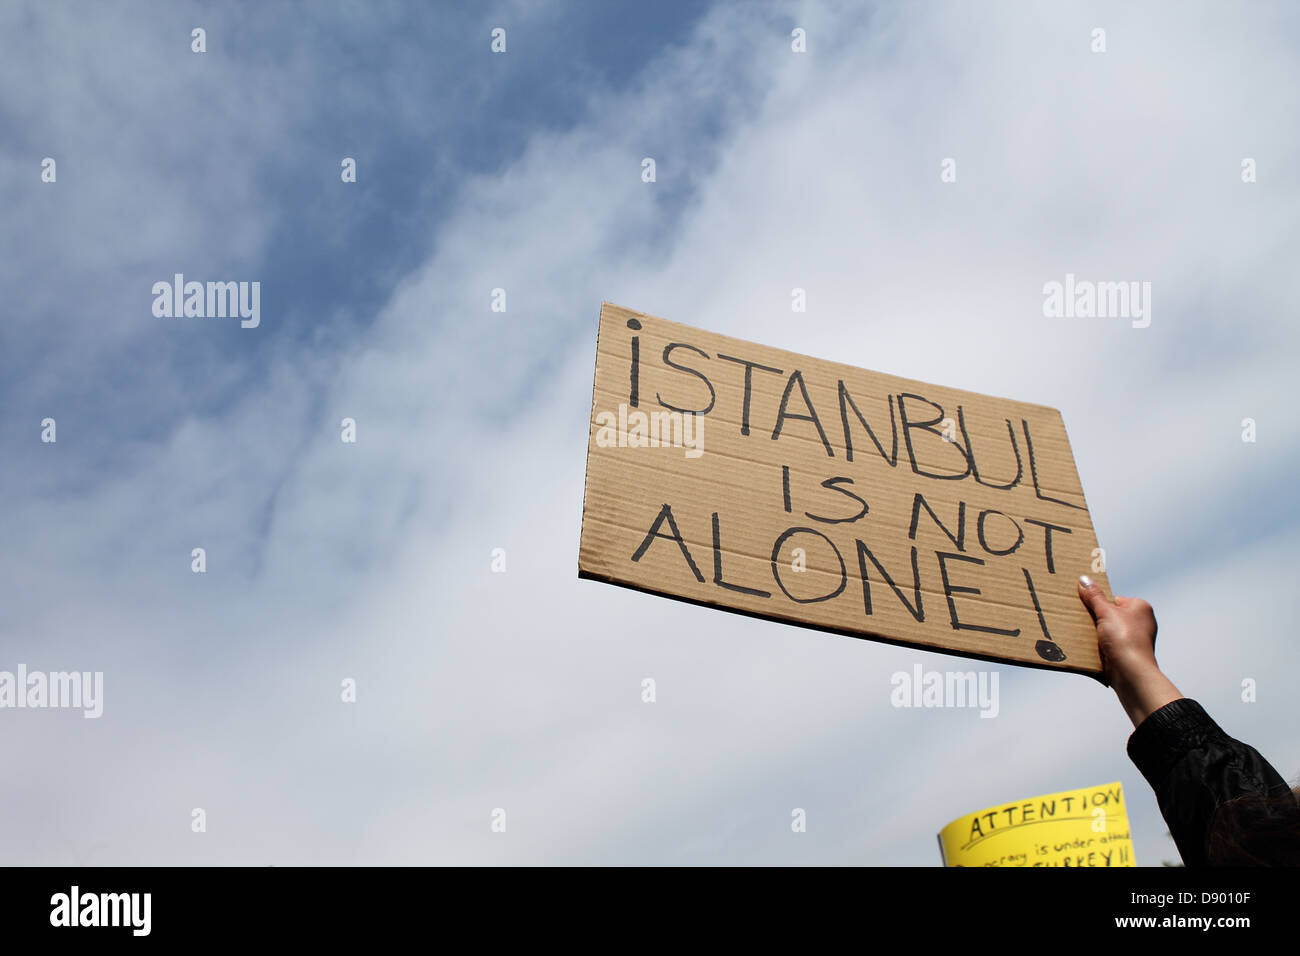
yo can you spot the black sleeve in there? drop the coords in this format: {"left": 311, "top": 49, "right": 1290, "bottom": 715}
{"left": 1126, "top": 698, "right": 1292, "bottom": 866}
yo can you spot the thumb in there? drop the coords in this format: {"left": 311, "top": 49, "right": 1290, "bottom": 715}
{"left": 1077, "top": 575, "right": 1113, "bottom": 623}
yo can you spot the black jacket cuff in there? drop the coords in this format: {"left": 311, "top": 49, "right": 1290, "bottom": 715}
{"left": 1126, "top": 698, "right": 1219, "bottom": 782}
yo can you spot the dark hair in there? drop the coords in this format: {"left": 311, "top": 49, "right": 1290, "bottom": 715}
{"left": 1206, "top": 786, "right": 1300, "bottom": 866}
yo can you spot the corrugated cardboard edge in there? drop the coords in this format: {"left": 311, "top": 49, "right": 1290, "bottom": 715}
{"left": 575, "top": 300, "right": 613, "bottom": 580}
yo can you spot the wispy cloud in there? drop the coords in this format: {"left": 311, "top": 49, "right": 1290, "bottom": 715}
{"left": 2, "top": 0, "right": 1296, "bottom": 865}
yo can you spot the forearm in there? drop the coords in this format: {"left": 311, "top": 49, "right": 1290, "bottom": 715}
{"left": 1110, "top": 656, "right": 1183, "bottom": 728}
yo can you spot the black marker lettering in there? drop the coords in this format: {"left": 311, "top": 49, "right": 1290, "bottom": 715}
{"left": 627, "top": 317, "right": 642, "bottom": 406}
{"left": 857, "top": 541, "right": 924, "bottom": 622}
{"left": 958, "top": 407, "right": 1022, "bottom": 490}
{"left": 936, "top": 551, "right": 1021, "bottom": 636}
{"left": 712, "top": 512, "right": 771, "bottom": 597}
{"left": 977, "top": 509, "right": 1024, "bottom": 556}
{"left": 631, "top": 503, "right": 704, "bottom": 582}
{"left": 838, "top": 383, "right": 899, "bottom": 467}
{"left": 805, "top": 476, "right": 869, "bottom": 524}
{"left": 717, "top": 353, "right": 782, "bottom": 436}
{"left": 899, "top": 393, "right": 971, "bottom": 480}
{"left": 770, "top": 527, "right": 847, "bottom": 604}
{"left": 1023, "top": 567, "right": 1067, "bottom": 661}
{"left": 772, "top": 370, "right": 834, "bottom": 458}
{"left": 909, "top": 492, "right": 967, "bottom": 551}
{"left": 1024, "top": 518, "right": 1072, "bottom": 574}
{"left": 657, "top": 343, "right": 716, "bottom": 415}
{"left": 1023, "top": 419, "right": 1086, "bottom": 510}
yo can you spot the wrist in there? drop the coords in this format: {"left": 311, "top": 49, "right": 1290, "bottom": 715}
{"left": 1110, "top": 660, "right": 1182, "bottom": 727}
{"left": 1106, "top": 649, "right": 1160, "bottom": 687}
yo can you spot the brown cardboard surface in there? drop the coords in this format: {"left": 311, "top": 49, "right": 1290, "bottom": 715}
{"left": 578, "top": 302, "right": 1108, "bottom": 676}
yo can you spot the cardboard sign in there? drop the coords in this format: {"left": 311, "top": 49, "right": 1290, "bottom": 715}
{"left": 937, "top": 781, "right": 1136, "bottom": 866}
{"left": 578, "top": 302, "right": 1109, "bottom": 676}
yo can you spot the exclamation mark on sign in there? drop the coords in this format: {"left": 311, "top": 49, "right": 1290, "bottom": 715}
{"left": 1023, "top": 567, "right": 1067, "bottom": 662}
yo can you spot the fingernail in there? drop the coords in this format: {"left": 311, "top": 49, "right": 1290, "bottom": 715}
{"left": 1079, "top": 575, "right": 1094, "bottom": 589}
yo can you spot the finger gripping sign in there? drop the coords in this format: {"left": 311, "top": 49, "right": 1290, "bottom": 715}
{"left": 577, "top": 302, "right": 1108, "bottom": 676}
{"left": 937, "top": 781, "right": 1136, "bottom": 866}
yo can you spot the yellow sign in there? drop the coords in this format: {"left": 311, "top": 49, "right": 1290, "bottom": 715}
{"left": 938, "top": 781, "right": 1136, "bottom": 866}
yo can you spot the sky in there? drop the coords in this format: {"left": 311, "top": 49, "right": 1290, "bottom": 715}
{"left": 1, "top": 0, "right": 1297, "bottom": 866}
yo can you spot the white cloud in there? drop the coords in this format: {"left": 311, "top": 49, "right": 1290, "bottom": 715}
{"left": 2, "top": 0, "right": 1297, "bottom": 865}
